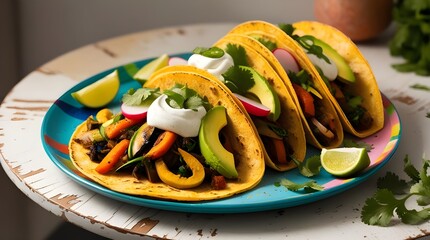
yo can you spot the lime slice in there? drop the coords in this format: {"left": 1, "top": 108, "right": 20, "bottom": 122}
{"left": 71, "top": 70, "right": 120, "bottom": 108}
{"left": 321, "top": 147, "right": 370, "bottom": 177}
{"left": 133, "top": 54, "right": 169, "bottom": 83}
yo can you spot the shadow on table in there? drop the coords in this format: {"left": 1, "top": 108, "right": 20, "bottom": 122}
{"left": 46, "top": 222, "right": 109, "bottom": 240}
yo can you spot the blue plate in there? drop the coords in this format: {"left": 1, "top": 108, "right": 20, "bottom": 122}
{"left": 41, "top": 53, "right": 401, "bottom": 214}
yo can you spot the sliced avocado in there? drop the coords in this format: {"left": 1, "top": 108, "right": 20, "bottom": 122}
{"left": 240, "top": 65, "right": 281, "bottom": 121}
{"left": 310, "top": 36, "right": 356, "bottom": 84}
{"left": 199, "top": 106, "right": 238, "bottom": 179}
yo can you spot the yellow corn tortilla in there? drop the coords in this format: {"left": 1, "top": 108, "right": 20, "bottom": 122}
{"left": 69, "top": 71, "right": 265, "bottom": 202}
{"left": 293, "top": 21, "right": 384, "bottom": 138}
{"left": 227, "top": 21, "right": 344, "bottom": 149}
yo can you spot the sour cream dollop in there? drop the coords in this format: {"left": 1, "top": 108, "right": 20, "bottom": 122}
{"left": 187, "top": 53, "right": 234, "bottom": 80}
{"left": 146, "top": 95, "right": 207, "bottom": 137}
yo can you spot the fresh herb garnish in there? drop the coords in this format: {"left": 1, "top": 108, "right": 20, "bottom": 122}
{"left": 288, "top": 69, "right": 314, "bottom": 90}
{"left": 224, "top": 43, "right": 249, "bottom": 66}
{"left": 291, "top": 155, "right": 321, "bottom": 178}
{"left": 427, "top": 112, "right": 430, "bottom": 118}
{"left": 163, "top": 84, "right": 209, "bottom": 111}
{"left": 257, "top": 37, "right": 277, "bottom": 51}
{"left": 279, "top": 23, "right": 330, "bottom": 63}
{"left": 222, "top": 66, "right": 254, "bottom": 95}
{"left": 342, "top": 138, "right": 374, "bottom": 152}
{"left": 361, "top": 155, "right": 430, "bottom": 226}
{"left": 276, "top": 178, "right": 324, "bottom": 192}
{"left": 389, "top": 0, "right": 430, "bottom": 76}
{"left": 192, "top": 46, "right": 225, "bottom": 58}
{"left": 122, "top": 88, "right": 160, "bottom": 106}
{"left": 410, "top": 83, "right": 430, "bottom": 91}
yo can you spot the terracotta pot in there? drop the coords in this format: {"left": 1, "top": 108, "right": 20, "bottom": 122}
{"left": 314, "top": 0, "right": 393, "bottom": 41}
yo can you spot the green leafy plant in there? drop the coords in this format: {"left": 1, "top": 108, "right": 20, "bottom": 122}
{"left": 389, "top": 0, "right": 430, "bottom": 76}
{"left": 361, "top": 155, "right": 430, "bottom": 226}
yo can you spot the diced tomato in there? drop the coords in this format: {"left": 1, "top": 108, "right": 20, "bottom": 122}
{"left": 292, "top": 83, "right": 315, "bottom": 117}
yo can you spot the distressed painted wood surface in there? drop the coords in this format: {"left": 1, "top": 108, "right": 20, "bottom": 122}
{"left": 1, "top": 23, "right": 429, "bottom": 240}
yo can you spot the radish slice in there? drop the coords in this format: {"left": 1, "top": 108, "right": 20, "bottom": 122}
{"left": 168, "top": 57, "right": 188, "bottom": 66}
{"left": 234, "top": 93, "right": 270, "bottom": 117}
{"left": 273, "top": 48, "right": 300, "bottom": 73}
{"left": 121, "top": 103, "right": 149, "bottom": 120}
{"left": 306, "top": 53, "right": 338, "bottom": 81}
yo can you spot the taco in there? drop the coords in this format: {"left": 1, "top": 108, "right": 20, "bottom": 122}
{"left": 228, "top": 20, "right": 383, "bottom": 139}
{"left": 69, "top": 71, "right": 265, "bottom": 202}
{"left": 227, "top": 21, "right": 344, "bottom": 149}
{"left": 292, "top": 21, "right": 384, "bottom": 138}
{"left": 154, "top": 38, "right": 307, "bottom": 171}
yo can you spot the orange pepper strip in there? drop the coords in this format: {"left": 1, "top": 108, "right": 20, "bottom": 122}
{"left": 105, "top": 118, "right": 142, "bottom": 139}
{"left": 146, "top": 131, "right": 177, "bottom": 160}
{"left": 96, "top": 139, "right": 130, "bottom": 174}
{"left": 272, "top": 138, "right": 287, "bottom": 164}
{"left": 292, "top": 83, "right": 315, "bottom": 118}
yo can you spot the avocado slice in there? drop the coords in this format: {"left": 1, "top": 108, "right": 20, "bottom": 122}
{"left": 240, "top": 65, "right": 281, "bottom": 121}
{"left": 199, "top": 106, "right": 238, "bottom": 179}
{"left": 310, "top": 36, "right": 356, "bottom": 84}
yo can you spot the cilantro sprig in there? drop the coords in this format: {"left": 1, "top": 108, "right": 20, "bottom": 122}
{"left": 122, "top": 88, "right": 160, "bottom": 106}
{"left": 389, "top": 0, "right": 430, "bottom": 76}
{"left": 163, "top": 84, "right": 209, "bottom": 111}
{"left": 361, "top": 155, "right": 430, "bottom": 226}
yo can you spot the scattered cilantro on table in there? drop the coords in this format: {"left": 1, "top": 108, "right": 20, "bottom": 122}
{"left": 410, "top": 83, "right": 430, "bottom": 91}
{"left": 361, "top": 155, "right": 430, "bottom": 226}
{"left": 389, "top": 0, "right": 430, "bottom": 76}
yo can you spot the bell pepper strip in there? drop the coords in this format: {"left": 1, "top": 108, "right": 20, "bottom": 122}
{"left": 145, "top": 130, "right": 177, "bottom": 160}
{"left": 95, "top": 139, "right": 130, "bottom": 174}
{"left": 292, "top": 83, "right": 315, "bottom": 117}
{"left": 272, "top": 138, "right": 287, "bottom": 164}
{"left": 105, "top": 118, "right": 142, "bottom": 139}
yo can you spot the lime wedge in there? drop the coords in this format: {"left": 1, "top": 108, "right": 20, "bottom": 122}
{"left": 321, "top": 147, "right": 370, "bottom": 177}
{"left": 71, "top": 70, "right": 120, "bottom": 108}
{"left": 133, "top": 54, "right": 169, "bottom": 83}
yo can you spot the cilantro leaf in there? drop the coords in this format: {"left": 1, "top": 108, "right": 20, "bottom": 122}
{"left": 222, "top": 66, "right": 254, "bottom": 95}
{"left": 361, "top": 189, "right": 401, "bottom": 226}
{"left": 410, "top": 83, "right": 430, "bottom": 91}
{"left": 291, "top": 155, "right": 321, "bottom": 177}
{"left": 361, "top": 155, "right": 430, "bottom": 226}
{"left": 342, "top": 138, "right": 374, "bottom": 152}
{"left": 288, "top": 69, "right": 314, "bottom": 90}
{"left": 122, "top": 88, "right": 160, "bottom": 106}
{"left": 277, "top": 178, "right": 324, "bottom": 192}
{"left": 376, "top": 172, "right": 409, "bottom": 195}
{"left": 427, "top": 112, "right": 430, "bottom": 118}
{"left": 257, "top": 38, "right": 277, "bottom": 51}
{"left": 403, "top": 155, "right": 420, "bottom": 183}
{"left": 163, "top": 84, "right": 208, "bottom": 110}
{"left": 224, "top": 43, "right": 249, "bottom": 66}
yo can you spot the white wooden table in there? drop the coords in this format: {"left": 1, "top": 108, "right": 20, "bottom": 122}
{"left": 1, "top": 23, "right": 429, "bottom": 240}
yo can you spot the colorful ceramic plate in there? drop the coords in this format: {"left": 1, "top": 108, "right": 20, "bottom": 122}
{"left": 41, "top": 53, "right": 401, "bottom": 214}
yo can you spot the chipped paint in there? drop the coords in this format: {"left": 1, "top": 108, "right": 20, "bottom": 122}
{"left": 50, "top": 194, "right": 80, "bottom": 209}
{"left": 20, "top": 168, "right": 45, "bottom": 179}
{"left": 6, "top": 106, "right": 49, "bottom": 112}
{"left": 130, "top": 217, "right": 159, "bottom": 235}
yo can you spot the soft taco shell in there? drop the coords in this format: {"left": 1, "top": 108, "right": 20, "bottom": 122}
{"left": 69, "top": 71, "right": 265, "bottom": 202}
{"left": 293, "top": 21, "right": 384, "bottom": 138}
{"left": 227, "top": 21, "right": 344, "bottom": 149}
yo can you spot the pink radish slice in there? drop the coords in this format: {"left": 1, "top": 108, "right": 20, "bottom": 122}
{"left": 121, "top": 103, "right": 149, "bottom": 120}
{"left": 272, "top": 48, "right": 300, "bottom": 73}
{"left": 234, "top": 93, "right": 271, "bottom": 117}
{"left": 168, "top": 57, "right": 188, "bottom": 66}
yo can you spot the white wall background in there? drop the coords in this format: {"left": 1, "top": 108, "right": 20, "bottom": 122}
{"left": 1, "top": 1, "right": 315, "bottom": 239}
